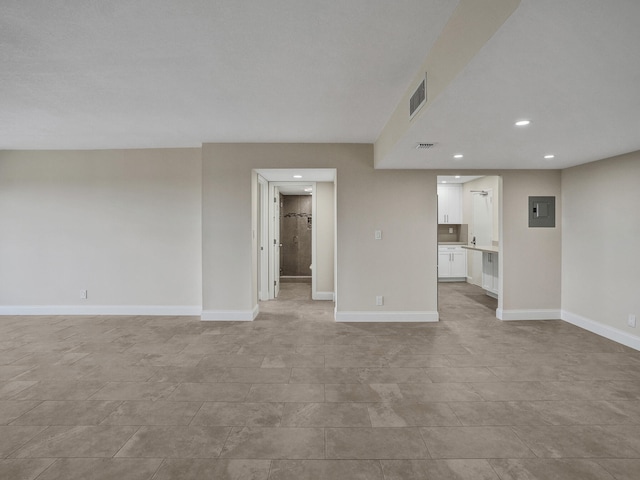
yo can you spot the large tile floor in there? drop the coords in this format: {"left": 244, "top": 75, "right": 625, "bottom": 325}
{"left": 1, "top": 282, "right": 640, "bottom": 479}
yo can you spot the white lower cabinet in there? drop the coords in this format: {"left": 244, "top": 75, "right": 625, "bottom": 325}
{"left": 438, "top": 246, "right": 467, "bottom": 280}
{"left": 482, "top": 252, "right": 499, "bottom": 296}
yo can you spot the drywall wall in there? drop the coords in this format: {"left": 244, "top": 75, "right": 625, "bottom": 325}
{"left": 315, "top": 182, "right": 335, "bottom": 296}
{"left": 561, "top": 152, "right": 640, "bottom": 348}
{"left": 463, "top": 175, "right": 500, "bottom": 286}
{"left": 500, "top": 170, "right": 562, "bottom": 318}
{"left": 0, "top": 149, "right": 202, "bottom": 314}
{"left": 202, "top": 143, "right": 438, "bottom": 321}
{"left": 375, "top": 0, "right": 520, "bottom": 167}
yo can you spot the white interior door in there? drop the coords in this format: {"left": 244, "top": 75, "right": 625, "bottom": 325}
{"left": 272, "top": 186, "right": 280, "bottom": 298}
{"left": 471, "top": 189, "right": 493, "bottom": 284}
{"left": 258, "top": 176, "right": 269, "bottom": 300}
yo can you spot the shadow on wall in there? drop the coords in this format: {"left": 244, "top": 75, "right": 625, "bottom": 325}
{"left": 281, "top": 195, "right": 312, "bottom": 276}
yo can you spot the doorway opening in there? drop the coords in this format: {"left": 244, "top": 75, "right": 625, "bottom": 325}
{"left": 436, "top": 175, "right": 501, "bottom": 319}
{"left": 255, "top": 169, "right": 336, "bottom": 305}
{"left": 279, "top": 188, "right": 313, "bottom": 284}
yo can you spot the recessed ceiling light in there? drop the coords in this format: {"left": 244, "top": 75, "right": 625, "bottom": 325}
{"left": 544, "top": 154, "right": 555, "bottom": 159}
{"left": 515, "top": 120, "right": 531, "bottom": 126}
{"left": 293, "top": 175, "right": 302, "bottom": 179}
{"left": 441, "top": 181, "right": 447, "bottom": 184}
{"left": 455, "top": 175, "right": 461, "bottom": 179}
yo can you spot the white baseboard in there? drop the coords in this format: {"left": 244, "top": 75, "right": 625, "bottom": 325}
{"left": 335, "top": 311, "right": 439, "bottom": 323}
{"left": 497, "top": 308, "right": 561, "bottom": 321}
{"left": 201, "top": 305, "right": 259, "bottom": 322}
{"left": 313, "top": 291, "right": 334, "bottom": 301}
{"left": 562, "top": 310, "right": 640, "bottom": 352}
{"left": 0, "top": 305, "right": 201, "bottom": 316}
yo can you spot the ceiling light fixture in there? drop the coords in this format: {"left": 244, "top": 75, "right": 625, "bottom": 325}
{"left": 293, "top": 175, "right": 302, "bottom": 179}
{"left": 441, "top": 181, "right": 447, "bottom": 184}
{"left": 453, "top": 154, "right": 463, "bottom": 159}
{"left": 304, "top": 188, "right": 312, "bottom": 192}
{"left": 515, "top": 120, "right": 531, "bottom": 126}
{"left": 544, "top": 154, "right": 555, "bottom": 159}
{"left": 455, "top": 175, "right": 461, "bottom": 179}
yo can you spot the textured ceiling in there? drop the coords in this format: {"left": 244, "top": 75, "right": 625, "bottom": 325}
{"left": 2, "top": 1, "right": 639, "bottom": 171}
{"left": 0, "top": 0, "right": 457, "bottom": 149}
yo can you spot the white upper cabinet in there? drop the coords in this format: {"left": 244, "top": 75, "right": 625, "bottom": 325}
{"left": 437, "top": 184, "right": 462, "bottom": 224}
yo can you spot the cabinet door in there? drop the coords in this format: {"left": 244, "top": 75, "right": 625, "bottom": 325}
{"left": 482, "top": 252, "right": 498, "bottom": 294}
{"left": 450, "top": 251, "right": 467, "bottom": 278}
{"left": 482, "top": 253, "right": 493, "bottom": 291}
{"left": 447, "top": 184, "right": 463, "bottom": 224}
{"left": 437, "top": 186, "right": 448, "bottom": 224}
{"left": 437, "top": 184, "right": 462, "bottom": 224}
{"left": 490, "top": 253, "right": 499, "bottom": 292}
{"left": 438, "top": 252, "right": 452, "bottom": 278}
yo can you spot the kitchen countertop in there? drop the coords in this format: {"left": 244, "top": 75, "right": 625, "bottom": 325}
{"left": 438, "top": 242, "right": 467, "bottom": 245}
{"left": 462, "top": 244, "right": 499, "bottom": 254}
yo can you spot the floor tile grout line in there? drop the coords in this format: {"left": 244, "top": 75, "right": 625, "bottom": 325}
{"left": 111, "top": 425, "right": 143, "bottom": 459}
{"left": 217, "top": 425, "right": 235, "bottom": 458}
{"left": 30, "top": 456, "right": 60, "bottom": 480}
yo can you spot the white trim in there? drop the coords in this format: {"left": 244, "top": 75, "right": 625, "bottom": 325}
{"left": 313, "top": 291, "right": 334, "bottom": 301}
{"left": 258, "top": 174, "right": 270, "bottom": 301}
{"left": 496, "top": 308, "right": 561, "bottom": 321}
{"left": 562, "top": 310, "right": 640, "bottom": 352}
{"left": 311, "top": 181, "right": 318, "bottom": 301}
{"left": 201, "top": 305, "right": 259, "bottom": 321}
{"left": 335, "top": 311, "right": 439, "bottom": 323}
{"left": 0, "top": 305, "right": 201, "bottom": 316}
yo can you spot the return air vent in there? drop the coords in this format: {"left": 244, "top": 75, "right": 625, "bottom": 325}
{"left": 409, "top": 73, "right": 427, "bottom": 118}
{"left": 415, "top": 143, "right": 436, "bottom": 150}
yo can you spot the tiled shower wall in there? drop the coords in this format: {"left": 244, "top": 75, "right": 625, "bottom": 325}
{"left": 281, "top": 195, "right": 312, "bottom": 276}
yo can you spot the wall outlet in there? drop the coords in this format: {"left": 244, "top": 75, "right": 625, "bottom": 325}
{"left": 374, "top": 230, "right": 382, "bottom": 240}
{"left": 449, "top": 227, "right": 453, "bottom": 234}
{"left": 628, "top": 314, "right": 636, "bottom": 328}
{"left": 375, "top": 295, "right": 384, "bottom": 306}
{"left": 80, "top": 289, "right": 88, "bottom": 299}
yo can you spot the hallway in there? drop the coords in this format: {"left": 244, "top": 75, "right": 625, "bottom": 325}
{"left": 0, "top": 284, "right": 639, "bottom": 479}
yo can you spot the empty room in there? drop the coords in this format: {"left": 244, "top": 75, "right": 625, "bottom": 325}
{"left": 1, "top": 1, "right": 640, "bottom": 479}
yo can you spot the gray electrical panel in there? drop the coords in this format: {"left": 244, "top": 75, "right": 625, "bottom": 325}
{"left": 529, "top": 196, "right": 555, "bottom": 227}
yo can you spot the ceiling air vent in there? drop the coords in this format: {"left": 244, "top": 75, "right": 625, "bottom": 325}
{"left": 409, "top": 73, "right": 427, "bottom": 119}
{"left": 415, "top": 143, "right": 436, "bottom": 150}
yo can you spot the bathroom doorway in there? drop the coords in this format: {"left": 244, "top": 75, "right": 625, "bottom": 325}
{"left": 255, "top": 168, "right": 336, "bottom": 303}
{"left": 279, "top": 190, "right": 313, "bottom": 284}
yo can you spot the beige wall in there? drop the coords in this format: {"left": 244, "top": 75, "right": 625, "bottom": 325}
{"left": 561, "top": 152, "right": 640, "bottom": 343}
{"left": 500, "top": 170, "right": 562, "bottom": 314}
{"left": 315, "top": 182, "right": 335, "bottom": 295}
{"left": 0, "top": 149, "right": 202, "bottom": 312}
{"left": 202, "top": 143, "right": 438, "bottom": 319}
{"left": 0, "top": 146, "right": 569, "bottom": 325}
